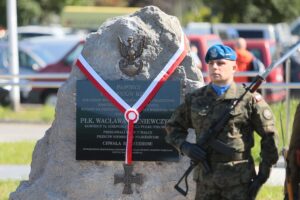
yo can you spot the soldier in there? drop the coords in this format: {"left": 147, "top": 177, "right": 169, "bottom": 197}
{"left": 165, "top": 44, "right": 279, "bottom": 200}
{"left": 286, "top": 103, "right": 300, "bottom": 199}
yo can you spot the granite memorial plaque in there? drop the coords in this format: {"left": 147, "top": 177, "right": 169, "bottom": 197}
{"left": 76, "top": 79, "right": 180, "bottom": 161}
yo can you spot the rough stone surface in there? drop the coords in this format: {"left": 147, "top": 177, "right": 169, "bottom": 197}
{"left": 10, "top": 6, "right": 204, "bottom": 200}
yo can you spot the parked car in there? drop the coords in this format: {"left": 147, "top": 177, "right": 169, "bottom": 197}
{"left": 0, "top": 35, "right": 84, "bottom": 105}
{"left": 185, "top": 22, "right": 239, "bottom": 40}
{"left": 213, "top": 23, "right": 277, "bottom": 41}
{"left": 223, "top": 39, "right": 286, "bottom": 103}
{"left": 1, "top": 25, "right": 69, "bottom": 41}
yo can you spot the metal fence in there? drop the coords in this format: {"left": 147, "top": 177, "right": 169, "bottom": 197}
{"left": 0, "top": 71, "right": 300, "bottom": 88}
{"left": 0, "top": 66, "right": 300, "bottom": 140}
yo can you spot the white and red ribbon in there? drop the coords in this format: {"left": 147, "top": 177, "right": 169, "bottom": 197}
{"left": 76, "top": 31, "right": 188, "bottom": 165}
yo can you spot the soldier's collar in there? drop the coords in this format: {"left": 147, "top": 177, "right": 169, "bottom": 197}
{"left": 223, "top": 82, "right": 239, "bottom": 99}
{"left": 207, "top": 82, "right": 238, "bottom": 100}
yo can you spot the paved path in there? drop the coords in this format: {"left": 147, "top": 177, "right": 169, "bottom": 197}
{"left": 0, "top": 122, "right": 286, "bottom": 186}
{"left": 0, "top": 164, "right": 286, "bottom": 186}
{"left": 0, "top": 122, "right": 49, "bottom": 142}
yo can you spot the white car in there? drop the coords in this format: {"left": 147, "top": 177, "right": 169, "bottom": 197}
{"left": 1, "top": 25, "right": 69, "bottom": 41}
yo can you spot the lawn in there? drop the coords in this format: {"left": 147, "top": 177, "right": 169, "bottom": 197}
{"left": 0, "top": 105, "right": 55, "bottom": 123}
{"left": 0, "top": 180, "right": 20, "bottom": 200}
{"left": 256, "top": 185, "right": 284, "bottom": 200}
{"left": 251, "top": 99, "right": 300, "bottom": 164}
{"left": 0, "top": 141, "right": 36, "bottom": 164}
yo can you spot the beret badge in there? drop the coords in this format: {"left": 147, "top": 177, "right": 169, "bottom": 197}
{"left": 210, "top": 48, "right": 218, "bottom": 59}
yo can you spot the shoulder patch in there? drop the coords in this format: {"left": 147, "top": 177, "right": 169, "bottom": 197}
{"left": 254, "top": 93, "right": 263, "bottom": 103}
{"left": 263, "top": 109, "right": 272, "bottom": 120}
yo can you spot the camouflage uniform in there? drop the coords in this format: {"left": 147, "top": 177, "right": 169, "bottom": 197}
{"left": 287, "top": 103, "right": 300, "bottom": 199}
{"left": 165, "top": 83, "right": 278, "bottom": 200}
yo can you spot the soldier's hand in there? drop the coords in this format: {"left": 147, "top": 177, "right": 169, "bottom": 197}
{"left": 180, "top": 141, "right": 206, "bottom": 161}
{"left": 248, "top": 163, "right": 271, "bottom": 200}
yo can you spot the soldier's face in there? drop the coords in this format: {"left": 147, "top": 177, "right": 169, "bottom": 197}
{"left": 208, "top": 59, "right": 236, "bottom": 85}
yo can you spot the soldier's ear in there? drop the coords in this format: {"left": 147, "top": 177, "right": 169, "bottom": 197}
{"left": 232, "top": 61, "right": 237, "bottom": 71}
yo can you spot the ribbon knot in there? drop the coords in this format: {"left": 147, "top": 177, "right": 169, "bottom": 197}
{"left": 125, "top": 109, "right": 139, "bottom": 123}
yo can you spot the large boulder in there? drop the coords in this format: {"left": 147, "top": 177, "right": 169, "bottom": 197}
{"left": 10, "top": 6, "right": 204, "bottom": 200}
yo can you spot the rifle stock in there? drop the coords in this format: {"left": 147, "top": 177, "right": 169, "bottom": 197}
{"left": 287, "top": 177, "right": 294, "bottom": 200}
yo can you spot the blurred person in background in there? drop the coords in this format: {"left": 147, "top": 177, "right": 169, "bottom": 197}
{"left": 0, "top": 26, "right": 6, "bottom": 39}
{"left": 234, "top": 37, "right": 265, "bottom": 82}
{"left": 190, "top": 44, "right": 202, "bottom": 69}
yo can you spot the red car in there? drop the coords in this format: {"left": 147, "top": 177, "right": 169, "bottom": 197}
{"left": 224, "top": 39, "right": 285, "bottom": 103}
{"left": 0, "top": 35, "right": 84, "bottom": 105}
{"left": 22, "top": 35, "right": 85, "bottom": 105}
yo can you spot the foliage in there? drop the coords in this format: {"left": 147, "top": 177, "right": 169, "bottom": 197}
{"left": 0, "top": 0, "right": 69, "bottom": 27}
{"left": 201, "top": 0, "right": 300, "bottom": 23}
{"left": 0, "top": 0, "right": 128, "bottom": 27}
{"left": 1, "top": 0, "right": 300, "bottom": 27}
{"left": 0, "top": 180, "right": 20, "bottom": 200}
{"left": 129, "top": 0, "right": 300, "bottom": 24}
{"left": 0, "top": 141, "right": 36, "bottom": 164}
{"left": 17, "top": 0, "right": 41, "bottom": 25}
{"left": 182, "top": 5, "right": 213, "bottom": 25}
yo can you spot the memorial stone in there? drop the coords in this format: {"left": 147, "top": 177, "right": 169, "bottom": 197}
{"left": 10, "top": 6, "right": 204, "bottom": 200}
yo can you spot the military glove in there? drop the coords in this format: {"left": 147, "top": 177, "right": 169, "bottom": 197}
{"left": 180, "top": 141, "right": 206, "bottom": 161}
{"left": 248, "top": 163, "right": 271, "bottom": 200}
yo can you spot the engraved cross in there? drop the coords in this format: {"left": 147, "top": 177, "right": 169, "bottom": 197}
{"left": 114, "top": 164, "right": 143, "bottom": 194}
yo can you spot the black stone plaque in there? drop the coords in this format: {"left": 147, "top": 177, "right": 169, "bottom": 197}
{"left": 76, "top": 79, "right": 180, "bottom": 161}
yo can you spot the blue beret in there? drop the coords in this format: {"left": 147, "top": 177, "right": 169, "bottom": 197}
{"left": 205, "top": 44, "right": 237, "bottom": 63}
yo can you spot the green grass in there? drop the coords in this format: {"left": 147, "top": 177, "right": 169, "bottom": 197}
{"left": 257, "top": 185, "right": 284, "bottom": 200}
{"left": 0, "top": 105, "right": 55, "bottom": 123}
{"left": 0, "top": 141, "right": 36, "bottom": 164}
{"left": 251, "top": 98, "right": 300, "bottom": 164}
{"left": 0, "top": 180, "right": 20, "bottom": 200}
{"left": 271, "top": 99, "right": 300, "bottom": 147}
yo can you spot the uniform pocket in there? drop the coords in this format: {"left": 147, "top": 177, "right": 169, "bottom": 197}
{"left": 191, "top": 105, "right": 210, "bottom": 130}
{"left": 212, "top": 161, "right": 254, "bottom": 187}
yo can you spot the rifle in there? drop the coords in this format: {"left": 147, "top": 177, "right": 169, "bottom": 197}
{"left": 174, "top": 41, "right": 300, "bottom": 196}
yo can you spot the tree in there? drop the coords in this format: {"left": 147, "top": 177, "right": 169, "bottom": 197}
{"left": 0, "top": 0, "right": 82, "bottom": 27}
{"left": 202, "top": 0, "right": 300, "bottom": 23}
{"left": 0, "top": 0, "right": 41, "bottom": 27}
{"left": 37, "top": 0, "right": 68, "bottom": 23}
